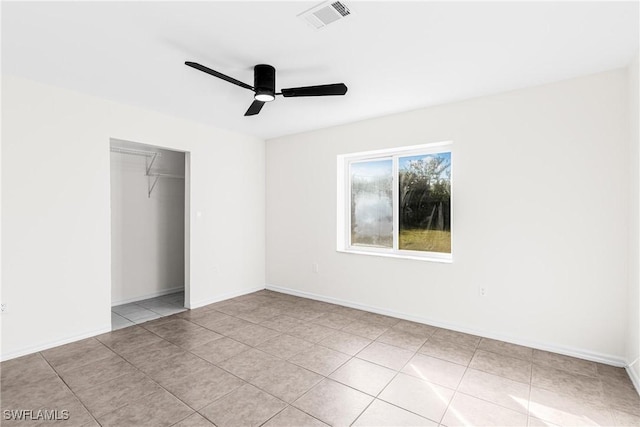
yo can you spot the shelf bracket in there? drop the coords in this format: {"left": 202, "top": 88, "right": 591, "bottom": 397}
{"left": 110, "top": 146, "right": 182, "bottom": 198}
{"left": 148, "top": 174, "right": 160, "bottom": 198}
{"left": 146, "top": 152, "right": 158, "bottom": 176}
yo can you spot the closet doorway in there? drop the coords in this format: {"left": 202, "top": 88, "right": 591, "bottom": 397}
{"left": 109, "top": 139, "right": 190, "bottom": 330}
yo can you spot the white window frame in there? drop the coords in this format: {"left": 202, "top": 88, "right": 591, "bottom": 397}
{"left": 337, "top": 141, "right": 453, "bottom": 263}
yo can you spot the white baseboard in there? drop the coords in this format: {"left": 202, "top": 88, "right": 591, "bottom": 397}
{"left": 190, "top": 286, "right": 265, "bottom": 309}
{"left": 112, "top": 286, "right": 184, "bottom": 306}
{"left": 1, "top": 286, "right": 262, "bottom": 362}
{"left": 1, "top": 326, "right": 112, "bottom": 362}
{"left": 265, "top": 283, "right": 627, "bottom": 368}
{"left": 627, "top": 364, "right": 640, "bottom": 395}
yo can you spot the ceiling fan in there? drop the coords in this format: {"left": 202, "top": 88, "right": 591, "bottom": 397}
{"left": 185, "top": 61, "right": 348, "bottom": 116}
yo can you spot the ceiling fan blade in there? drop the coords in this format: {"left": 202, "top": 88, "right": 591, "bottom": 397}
{"left": 244, "top": 100, "right": 265, "bottom": 116}
{"left": 281, "top": 83, "right": 348, "bottom": 97}
{"left": 185, "top": 61, "right": 254, "bottom": 91}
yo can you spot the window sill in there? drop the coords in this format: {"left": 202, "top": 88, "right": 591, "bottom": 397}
{"left": 337, "top": 248, "right": 453, "bottom": 263}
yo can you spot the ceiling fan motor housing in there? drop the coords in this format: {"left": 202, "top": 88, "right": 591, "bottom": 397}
{"left": 254, "top": 64, "right": 276, "bottom": 100}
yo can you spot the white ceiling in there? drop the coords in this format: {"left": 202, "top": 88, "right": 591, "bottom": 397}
{"left": 2, "top": 1, "right": 638, "bottom": 140}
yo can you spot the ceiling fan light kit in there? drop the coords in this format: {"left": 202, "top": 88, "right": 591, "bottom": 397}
{"left": 185, "top": 61, "right": 348, "bottom": 117}
{"left": 253, "top": 64, "right": 276, "bottom": 102}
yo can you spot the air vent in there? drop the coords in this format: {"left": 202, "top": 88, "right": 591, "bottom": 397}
{"left": 298, "top": 1, "right": 351, "bottom": 30}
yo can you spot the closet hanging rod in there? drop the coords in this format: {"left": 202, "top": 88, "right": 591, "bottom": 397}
{"left": 148, "top": 173, "right": 184, "bottom": 179}
{"left": 110, "top": 147, "right": 162, "bottom": 158}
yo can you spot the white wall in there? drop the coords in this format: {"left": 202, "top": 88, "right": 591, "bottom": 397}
{"left": 110, "top": 144, "right": 185, "bottom": 305}
{"left": 1, "top": 75, "right": 265, "bottom": 360}
{"left": 628, "top": 55, "right": 640, "bottom": 385}
{"left": 266, "top": 69, "right": 630, "bottom": 364}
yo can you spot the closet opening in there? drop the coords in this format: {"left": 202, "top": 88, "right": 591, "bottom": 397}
{"left": 109, "top": 139, "right": 190, "bottom": 330}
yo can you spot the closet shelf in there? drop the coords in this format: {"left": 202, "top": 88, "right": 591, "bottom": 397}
{"left": 111, "top": 147, "right": 184, "bottom": 197}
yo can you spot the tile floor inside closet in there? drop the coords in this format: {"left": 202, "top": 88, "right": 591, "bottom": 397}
{"left": 111, "top": 292, "right": 185, "bottom": 330}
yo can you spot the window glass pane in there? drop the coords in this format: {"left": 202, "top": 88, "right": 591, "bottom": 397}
{"left": 399, "top": 152, "right": 451, "bottom": 253}
{"left": 350, "top": 159, "right": 393, "bottom": 248}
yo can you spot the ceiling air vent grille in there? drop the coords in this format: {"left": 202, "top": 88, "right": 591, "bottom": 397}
{"left": 331, "top": 2, "right": 350, "bottom": 17}
{"left": 298, "top": 1, "right": 351, "bottom": 30}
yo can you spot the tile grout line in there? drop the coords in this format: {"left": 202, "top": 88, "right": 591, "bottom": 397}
{"left": 112, "top": 292, "right": 186, "bottom": 325}
{"left": 37, "top": 351, "right": 103, "bottom": 426}
{"left": 199, "top": 306, "right": 390, "bottom": 425}
{"left": 188, "top": 303, "right": 475, "bottom": 425}
{"left": 9, "top": 291, "right": 624, "bottom": 427}
{"left": 103, "top": 312, "right": 259, "bottom": 422}
{"left": 435, "top": 337, "right": 481, "bottom": 426}
{"left": 137, "top": 322, "right": 251, "bottom": 397}
{"left": 264, "top": 294, "right": 633, "bottom": 423}
{"left": 168, "top": 412, "right": 196, "bottom": 427}
{"left": 139, "top": 312, "right": 338, "bottom": 425}
{"left": 205, "top": 314, "right": 357, "bottom": 425}
{"left": 258, "top": 314, "right": 382, "bottom": 425}
{"left": 80, "top": 338, "right": 201, "bottom": 422}
{"left": 96, "top": 291, "right": 636, "bottom": 426}
{"left": 104, "top": 328, "right": 232, "bottom": 423}
{"left": 348, "top": 329, "right": 440, "bottom": 426}
{"left": 451, "top": 345, "right": 536, "bottom": 420}
{"left": 470, "top": 340, "right": 537, "bottom": 415}
{"left": 163, "top": 298, "right": 545, "bottom": 419}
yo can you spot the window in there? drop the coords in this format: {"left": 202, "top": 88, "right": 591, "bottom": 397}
{"left": 337, "top": 142, "right": 452, "bottom": 262}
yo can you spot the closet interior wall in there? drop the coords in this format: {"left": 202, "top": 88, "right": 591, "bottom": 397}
{"left": 110, "top": 140, "right": 186, "bottom": 306}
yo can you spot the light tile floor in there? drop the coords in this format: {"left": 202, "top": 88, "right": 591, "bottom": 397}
{"left": 1, "top": 290, "right": 639, "bottom": 426}
{"left": 111, "top": 292, "right": 186, "bottom": 330}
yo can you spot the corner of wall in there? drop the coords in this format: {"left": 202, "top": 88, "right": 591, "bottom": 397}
{"left": 627, "top": 53, "right": 640, "bottom": 388}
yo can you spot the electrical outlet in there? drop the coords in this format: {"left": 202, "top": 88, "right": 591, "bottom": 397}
{"left": 312, "top": 263, "right": 319, "bottom": 274}
{"left": 1, "top": 303, "right": 6, "bottom": 313}
{"left": 478, "top": 287, "right": 487, "bottom": 297}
